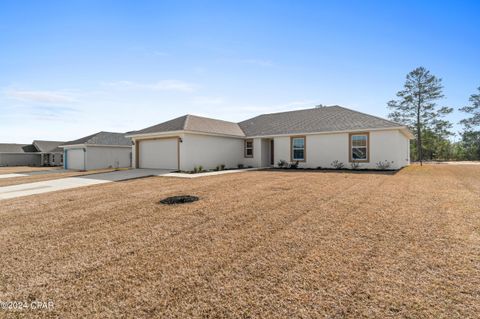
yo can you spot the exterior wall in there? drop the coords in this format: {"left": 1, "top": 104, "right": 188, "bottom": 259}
{"left": 85, "top": 146, "right": 132, "bottom": 170}
{"left": 180, "top": 133, "right": 244, "bottom": 171}
{"left": 272, "top": 130, "right": 410, "bottom": 170}
{"left": 242, "top": 138, "right": 262, "bottom": 168}
{"left": 0, "top": 153, "right": 41, "bottom": 166}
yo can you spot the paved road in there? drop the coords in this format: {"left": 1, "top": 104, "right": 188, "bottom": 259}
{"left": 0, "top": 169, "right": 171, "bottom": 200}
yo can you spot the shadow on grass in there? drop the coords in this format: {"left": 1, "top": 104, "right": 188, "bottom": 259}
{"left": 259, "top": 168, "right": 401, "bottom": 176}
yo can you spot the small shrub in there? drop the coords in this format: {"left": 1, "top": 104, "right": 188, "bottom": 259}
{"left": 277, "top": 159, "right": 288, "bottom": 168}
{"left": 289, "top": 161, "right": 299, "bottom": 169}
{"left": 220, "top": 164, "right": 225, "bottom": 170}
{"left": 193, "top": 165, "right": 204, "bottom": 173}
{"left": 331, "top": 160, "right": 344, "bottom": 169}
{"left": 316, "top": 166, "right": 322, "bottom": 170}
{"left": 350, "top": 161, "right": 361, "bottom": 170}
{"left": 376, "top": 160, "right": 393, "bottom": 170}
{"left": 237, "top": 164, "right": 244, "bottom": 169}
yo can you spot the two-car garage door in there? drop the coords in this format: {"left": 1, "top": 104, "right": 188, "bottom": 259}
{"left": 138, "top": 138, "right": 178, "bottom": 169}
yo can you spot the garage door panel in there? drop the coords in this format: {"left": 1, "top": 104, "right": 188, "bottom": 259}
{"left": 139, "top": 139, "right": 177, "bottom": 169}
{"left": 66, "top": 149, "right": 85, "bottom": 170}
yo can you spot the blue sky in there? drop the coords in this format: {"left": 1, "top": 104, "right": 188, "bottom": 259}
{"left": 1, "top": 0, "right": 479, "bottom": 143}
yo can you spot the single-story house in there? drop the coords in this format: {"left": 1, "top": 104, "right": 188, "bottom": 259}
{"left": 0, "top": 140, "right": 65, "bottom": 167}
{"left": 61, "top": 132, "right": 132, "bottom": 170}
{"left": 32, "top": 140, "right": 64, "bottom": 166}
{"left": 127, "top": 106, "right": 413, "bottom": 171}
{"left": 0, "top": 143, "right": 41, "bottom": 166}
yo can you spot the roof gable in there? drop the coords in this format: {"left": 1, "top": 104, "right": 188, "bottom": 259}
{"left": 0, "top": 143, "right": 35, "bottom": 153}
{"left": 131, "top": 114, "right": 245, "bottom": 137}
{"left": 62, "top": 132, "right": 131, "bottom": 146}
{"left": 33, "top": 140, "right": 64, "bottom": 152}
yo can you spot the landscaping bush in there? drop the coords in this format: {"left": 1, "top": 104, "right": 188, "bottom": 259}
{"left": 350, "top": 161, "right": 361, "bottom": 170}
{"left": 237, "top": 164, "right": 244, "bottom": 169}
{"left": 289, "top": 161, "right": 299, "bottom": 169}
{"left": 277, "top": 159, "right": 288, "bottom": 168}
{"left": 331, "top": 160, "right": 344, "bottom": 169}
{"left": 376, "top": 160, "right": 393, "bottom": 170}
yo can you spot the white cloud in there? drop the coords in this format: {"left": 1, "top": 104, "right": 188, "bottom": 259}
{"left": 104, "top": 80, "right": 197, "bottom": 93}
{"left": 5, "top": 89, "right": 75, "bottom": 103}
{"left": 192, "top": 96, "right": 225, "bottom": 105}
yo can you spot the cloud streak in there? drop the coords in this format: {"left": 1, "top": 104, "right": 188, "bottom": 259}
{"left": 5, "top": 89, "right": 76, "bottom": 103}
{"left": 104, "top": 80, "right": 198, "bottom": 93}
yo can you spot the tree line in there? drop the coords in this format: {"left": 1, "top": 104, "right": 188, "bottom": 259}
{"left": 388, "top": 67, "right": 479, "bottom": 163}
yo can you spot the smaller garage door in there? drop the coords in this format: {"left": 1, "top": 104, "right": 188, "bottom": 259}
{"left": 66, "top": 149, "right": 85, "bottom": 170}
{"left": 139, "top": 139, "right": 178, "bottom": 169}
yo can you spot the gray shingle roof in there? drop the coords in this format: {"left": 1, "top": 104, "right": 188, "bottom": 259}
{"left": 33, "top": 140, "right": 64, "bottom": 153}
{"left": 238, "top": 106, "right": 404, "bottom": 136}
{"left": 130, "top": 106, "right": 406, "bottom": 138}
{"left": 62, "top": 132, "right": 132, "bottom": 146}
{"left": 0, "top": 143, "right": 34, "bottom": 153}
{"left": 131, "top": 114, "right": 245, "bottom": 137}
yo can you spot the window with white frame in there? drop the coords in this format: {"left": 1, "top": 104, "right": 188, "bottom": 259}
{"left": 291, "top": 136, "right": 306, "bottom": 161}
{"left": 350, "top": 133, "right": 369, "bottom": 161}
{"left": 244, "top": 139, "right": 253, "bottom": 158}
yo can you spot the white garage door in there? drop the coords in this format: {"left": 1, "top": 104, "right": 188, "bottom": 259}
{"left": 66, "top": 149, "right": 85, "bottom": 170}
{"left": 139, "top": 139, "right": 178, "bottom": 169}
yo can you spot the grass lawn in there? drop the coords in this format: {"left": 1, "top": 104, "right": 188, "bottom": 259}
{"left": 0, "top": 165, "right": 478, "bottom": 318}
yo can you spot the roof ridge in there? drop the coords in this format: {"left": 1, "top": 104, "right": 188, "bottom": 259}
{"left": 183, "top": 114, "right": 191, "bottom": 130}
{"left": 186, "top": 113, "right": 240, "bottom": 125}
{"left": 334, "top": 106, "right": 405, "bottom": 127}
{"left": 240, "top": 105, "right": 340, "bottom": 122}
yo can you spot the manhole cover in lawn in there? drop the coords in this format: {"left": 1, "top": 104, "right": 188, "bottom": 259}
{"left": 160, "top": 195, "right": 199, "bottom": 205}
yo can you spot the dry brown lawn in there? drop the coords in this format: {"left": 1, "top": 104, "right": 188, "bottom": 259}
{"left": 0, "top": 165, "right": 479, "bottom": 318}
{"left": 0, "top": 166, "right": 59, "bottom": 175}
{"left": 0, "top": 169, "right": 117, "bottom": 188}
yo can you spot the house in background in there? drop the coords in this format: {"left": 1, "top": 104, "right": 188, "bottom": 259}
{"left": 32, "top": 140, "right": 64, "bottom": 166}
{"left": 0, "top": 143, "right": 41, "bottom": 166}
{"left": 0, "top": 140, "right": 65, "bottom": 167}
{"left": 61, "top": 132, "right": 132, "bottom": 170}
{"left": 127, "top": 106, "right": 413, "bottom": 171}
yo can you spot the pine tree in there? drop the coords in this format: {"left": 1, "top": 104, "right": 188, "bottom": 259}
{"left": 459, "top": 87, "right": 480, "bottom": 130}
{"left": 387, "top": 67, "right": 452, "bottom": 165}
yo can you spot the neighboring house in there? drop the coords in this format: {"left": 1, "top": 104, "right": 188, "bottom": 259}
{"left": 0, "top": 140, "right": 65, "bottom": 167}
{"left": 0, "top": 143, "right": 41, "bottom": 166}
{"left": 61, "top": 132, "right": 132, "bottom": 170}
{"left": 127, "top": 106, "right": 413, "bottom": 171}
{"left": 32, "top": 140, "right": 64, "bottom": 166}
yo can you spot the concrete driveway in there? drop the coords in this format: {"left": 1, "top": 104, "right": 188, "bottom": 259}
{"left": 0, "top": 169, "right": 171, "bottom": 200}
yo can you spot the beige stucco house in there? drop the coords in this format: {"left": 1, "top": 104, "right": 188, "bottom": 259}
{"left": 127, "top": 106, "right": 413, "bottom": 171}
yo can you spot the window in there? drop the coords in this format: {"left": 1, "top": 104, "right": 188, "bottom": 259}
{"left": 291, "top": 136, "right": 306, "bottom": 161}
{"left": 244, "top": 139, "right": 254, "bottom": 158}
{"left": 349, "top": 133, "right": 369, "bottom": 162}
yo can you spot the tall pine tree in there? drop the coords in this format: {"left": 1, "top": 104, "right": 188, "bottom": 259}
{"left": 387, "top": 67, "right": 452, "bottom": 165}
{"left": 459, "top": 87, "right": 480, "bottom": 160}
{"left": 459, "top": 87, "right": 480, "bottom": 130}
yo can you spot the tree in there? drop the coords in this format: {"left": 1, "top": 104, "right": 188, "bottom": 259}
{"left": 458, "top": 87, "right": 480, "bottom": 161}
{"left": 388, "top": 67, "right": 453, "bottom": 165}
{"left": 459, "top": 87, "right": 480, "bottom": 130}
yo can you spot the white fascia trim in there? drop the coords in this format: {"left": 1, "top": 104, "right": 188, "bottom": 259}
{"left": 61, "top": 144, "right": 131, "bottom": 149}
{"left": 128, "top": 130, "right": 245, "bottom": 139}
{"left": 247, "top": 126, "right": 413, "bottom": 139}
